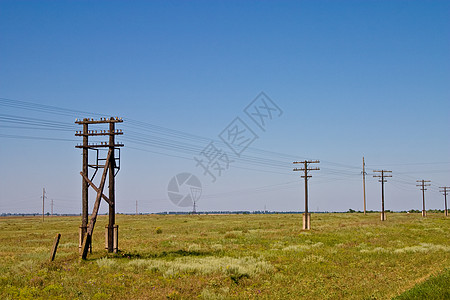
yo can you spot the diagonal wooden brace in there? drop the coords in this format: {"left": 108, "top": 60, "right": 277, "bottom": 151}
{"left": 81, "top": 149, "right": 112, "bottom": 259}
{"left": 80, "top": 172, "right": 113, "bottom": 206}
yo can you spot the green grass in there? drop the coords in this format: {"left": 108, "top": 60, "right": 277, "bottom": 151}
{"left": 0, "top": 213, "right": 449, "bottom": 299}
{"left": 394, "top": 268, "right": 450, "bottom": 300}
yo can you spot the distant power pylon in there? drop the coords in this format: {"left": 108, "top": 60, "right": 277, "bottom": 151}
{"left": 373, "top": 170, "right": 392, "bottom": 221}
{"left": 439, "top": 186, "right": 449, "bottom": 217}
{"left": 193, "top": 199, "right": 197, "bottom": 214}
{"left": 293, "top": 160, "right": 320, "bottom": 230}
{"left": 416, "top": 180, "right": 431, "bottom": 217}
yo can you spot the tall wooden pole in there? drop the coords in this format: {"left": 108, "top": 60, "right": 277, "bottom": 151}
{"left": 373, "top": 170, "right": 391, "bottom": 221}
{"left": 422, "top": 187, "right": 425, "bottom": 215}
{"left": 416, "top": 180, "right": 431, "bottom": 217}
{"left": 440, "top": 187, "right": 449, "bottom": 217}
{"left": 304, "top": 161, "right": 309, "bottom": 217}
{"left": 81, "top": 121, "right": 88, "bottom": 242}
{"left": 381, "top": 172, "right": 385, "bottom": 220}
{"left": 108, "top": 119, "right": 115, "bottom": 253}
{"left": 293, "top": 160, "right": 319, "bottom": 230}
{"left": 42, "top": 188, "right": 45, "bottom": 222}
{"left": 362, "top": 157, "right": 366, "bottom": 215}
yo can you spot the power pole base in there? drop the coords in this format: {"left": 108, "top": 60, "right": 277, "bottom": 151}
{"left": 422, "top": 210, "right": 427, "bottom": 217}
{"left": 105, "top": 225, "right": 119, "bottom": 253}
{"left": 445, "top": 210, "right": 448, "bottom": 217}
{"left": 302, "top": 213, "right": 311, "bottom": 230}
{"left": 380, "top": 212, "right": 386, "bottom": 221}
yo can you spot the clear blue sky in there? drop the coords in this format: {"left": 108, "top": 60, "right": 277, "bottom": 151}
{"left": 1, "top": 0, "right": 449, "bottom": 214}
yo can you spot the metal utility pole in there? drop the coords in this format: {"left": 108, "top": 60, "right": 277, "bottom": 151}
{"left": 416, "top": 180, "right": 431, "bottom": 217}
{"left": 362, "top": 157, "right": 367, "bottom": 215}
{"left": 75, "top": 117, "right": 123, "bottom": 255}
{"left": 439, "top": 187, "right": 449, "bottom": 217}
{"left": 373, "top": 170, "right": 392, "bottom": 221}
{"left": 41, "top": 188, "right": 46, "bottom": 222}
{"left": 293, "top": 160, "right": 320, "bottom": 230}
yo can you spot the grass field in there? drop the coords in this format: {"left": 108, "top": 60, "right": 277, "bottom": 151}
{"left": 0, "top": 213, "right": 449, "bottom": 299}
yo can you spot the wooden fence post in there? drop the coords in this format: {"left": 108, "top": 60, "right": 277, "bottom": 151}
{"left": 50, "top": 233, "right": 61, "bottom": 261}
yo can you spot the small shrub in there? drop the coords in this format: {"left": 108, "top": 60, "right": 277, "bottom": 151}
{"left": 155, "top": 227, "right": 163, "bottom": 234}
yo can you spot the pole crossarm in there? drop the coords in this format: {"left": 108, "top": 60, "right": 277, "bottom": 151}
{"left": 75, "top": 117, "right": 123, "bottom": 124}
{"left": 439, "top": 187, "right": 449, "bottom": 195}
{"left": 75, "top": 143, "right": 124, "bottom": 148}
{"left": 75, "top": 130, "right": 123, "bottom": 136}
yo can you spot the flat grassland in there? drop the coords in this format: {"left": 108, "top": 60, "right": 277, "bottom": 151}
{"left": 0, "top": 213, "right": 449, "bottom": 299}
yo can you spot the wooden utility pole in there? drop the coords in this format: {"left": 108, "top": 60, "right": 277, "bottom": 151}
{"left": 293, "top": 160, "right": 320, "bottom": 230}
{"left": 107, "top": 119, "right": 116, "bottom": 253}
{"left": 373, "top": 170, "right": 392, "bottom": 221}
{"left": 439, "top": 186, "right": 449, "bottom": 217}
{"left": 416, "top": 180, "right": 431, "bottom": 217}
{"left": 81, "top": 121, "right": 88, "bottom": 246}
{"left": 76, "top": 117, "right": 123, "bottom": 256}
{"left": 41, "top": 188, "right": 46, "bottom": 222}
{"left": 362, "top": 157, "right": 367, "bottom": 215}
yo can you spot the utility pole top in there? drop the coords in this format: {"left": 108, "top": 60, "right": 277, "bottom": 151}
{"left": 293, "top": 160, "right": 320, "bottom": 164}
{"left": 416, "top": 180, "right": 431, "bottom": 189}
{"left": 75, "top": 117, "right": 123, "bottom": 124}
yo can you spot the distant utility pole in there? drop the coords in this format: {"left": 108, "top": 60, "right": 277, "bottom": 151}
{"left": 135, "top": 200, "right": 138, "bottom": 215}
{"left": 293, "top": 160, "right": 320, "bottom": 230}
{"left": 416, "top": 180, "right": 431, "bottom": 217}
{"left": 439, "top": 186, "right": 449, "bottom": 217}
{"left": 41, "top": 188, "right": 46, "bottom": 222}
{"left": 193, "top": 199, "right": 197, "bottom": 214}
{"left": 362, "top": 157, "right": 367, "bottom": 215}
{"left": 373, "top": 170, "right": 392, "bottom": 221}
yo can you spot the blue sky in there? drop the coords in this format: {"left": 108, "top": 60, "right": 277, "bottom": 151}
{"left": 1, "top": 0, "right": 449, "bottom": 214}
